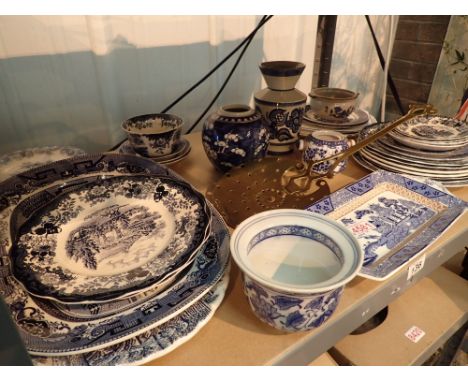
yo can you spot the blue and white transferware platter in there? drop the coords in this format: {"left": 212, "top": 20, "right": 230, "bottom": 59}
{"left": 31, "top": 271, "right": 229, "bottom": 366}
{"left": 10, "top": 174, "right": 212, "bottom": 303}
{"left": 307, "top": 170, "right": 467, "bottom": 280}
{"left": 0, "top": 153, "right": 230, "bottom": 356}
{"left": 0, "top": 146, "right": 86, "bottom": 182}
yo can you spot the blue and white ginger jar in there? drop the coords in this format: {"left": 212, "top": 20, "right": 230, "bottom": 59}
{"left": 202, "top": 104, "right": 269, "bottom": 172}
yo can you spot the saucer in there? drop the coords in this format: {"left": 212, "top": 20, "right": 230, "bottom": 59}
{"left": 118, "top": 138, "right": 191, "bottom": 164}
{"left": 304, "top": 108, "right": 369, "bottom": 127}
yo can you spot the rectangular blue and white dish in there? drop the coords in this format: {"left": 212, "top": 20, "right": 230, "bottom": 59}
{"left": 306, "top": 170, "right": 467, "bottom": 280}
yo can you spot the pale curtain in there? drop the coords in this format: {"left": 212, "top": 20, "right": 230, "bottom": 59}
{"left": 429, "top": 16, "right": 468, "bottom": 117}
{"left": 0, "top": 15, "right": 317, "bottom": 153}
{"left": 329, "top": 15, "right": 397, "bottom": 119}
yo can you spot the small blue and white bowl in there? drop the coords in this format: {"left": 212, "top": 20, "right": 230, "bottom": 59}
{"left": 122, "top": 113, "right": 183, "bottom": 157}
{"left": 230, "top": 209, "right": 363, "bottom": 332}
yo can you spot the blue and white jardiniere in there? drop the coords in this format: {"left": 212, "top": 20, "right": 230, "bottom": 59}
{"left": 202, "top": 104, "right": 269, "bottom": 172}
{"left": 243, "top": 275, "right": 343, "bottom": 332}
{"left": 230, "top": 209, "right": 363, "bottom": 332}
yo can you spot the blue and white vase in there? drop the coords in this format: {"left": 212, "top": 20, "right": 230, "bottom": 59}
{"left": 202, "top": 104, "right": 269, "bottom": 172}
{"left": 254, "top": 61, "right": 307, "bottom": 154}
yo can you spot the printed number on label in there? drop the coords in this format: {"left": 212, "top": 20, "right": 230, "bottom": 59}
{"left": 407, "top": 255, "right": 426, "bottom": 280}
{"left": 405, "top": 325, "right": 426, "bottom": 343}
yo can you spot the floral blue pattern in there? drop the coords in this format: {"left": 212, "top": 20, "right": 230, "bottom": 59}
{"left": 265, "top": 107, "right": 304, "bottom": 142}
{"left": 302, "top": 133, "right": 349, "bottom": 174}
{"left": 243, "top": 274, "right": 343, "bottom": 332}
{"left": 202, "top": 107, "right": 269, "bottom": 172}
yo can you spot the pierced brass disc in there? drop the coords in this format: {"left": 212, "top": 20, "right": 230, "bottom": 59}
{"left": 206, "top": 153, "right": 330, "bottom": 228}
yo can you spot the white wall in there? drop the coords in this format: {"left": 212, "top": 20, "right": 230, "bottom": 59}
{"left": 0, "top": 15, "right": 317, "bottom": 153}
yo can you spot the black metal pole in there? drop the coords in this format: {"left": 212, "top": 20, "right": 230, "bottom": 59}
{"left": 365, "top": 15, "right": 405, "bottom": 115}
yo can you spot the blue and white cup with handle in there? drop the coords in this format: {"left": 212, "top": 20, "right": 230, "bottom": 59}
{"left": 298, "top": 129, "right": 355, "bottom": 174}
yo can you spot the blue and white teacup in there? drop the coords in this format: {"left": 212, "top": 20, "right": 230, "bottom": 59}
{"left": 308, "top": 87, "right": 359, "bottom": 121}
{"left": 299, "top": 130, "right": 354, "bottom": 174}
{"left": 122, "top": 113, "right": 183, "bottom": 158}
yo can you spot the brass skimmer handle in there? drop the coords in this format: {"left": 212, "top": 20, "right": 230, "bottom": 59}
{"left": 282, "top": 104, "right": 437, "bottom": 195}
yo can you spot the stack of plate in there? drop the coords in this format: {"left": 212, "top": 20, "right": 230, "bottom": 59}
{"left": 301, "top": 108, "right": 372, "bottom": 137}
{"left": 354, "top": 115, "right": 468, "bottom": 187}
{"left": 0, "top": 152, "right": 230, "bottom": 365}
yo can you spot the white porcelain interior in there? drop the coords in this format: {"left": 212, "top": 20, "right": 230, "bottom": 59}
{"left": 231, "top": 209, "right": 363, "bottom": 294}
{"left": 259, "top": 61, "right": 305, "bottom": 90}
{"left": 218, "top": 104, "right": 255, "bottom": 118}
{"left": 308, "top": 87, "right": 359, "bottom": 120}
{"left": 309, "top": 87, "right": 358, "bottom": 100}
{"left": 122, "top": 113, "right": 183, "bottom": 135}
{"left": 311, "top": 130, "right": 347, "bottom": 143}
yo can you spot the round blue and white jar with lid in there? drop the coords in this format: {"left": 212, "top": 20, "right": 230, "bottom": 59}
{"left": 202, "top": 104, "right": 269, "bottom": 172}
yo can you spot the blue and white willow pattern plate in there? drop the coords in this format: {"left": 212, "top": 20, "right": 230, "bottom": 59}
{"left": 0, "top": 154, "right": 230, "bottom": 356}
{"left": 395, "top": 115, "right": 468, "bottom": 141}
{"left": 31, "top": 271, "right": 229, "bottom": 366}
{"left": 0, "top": 146, "right": 87, "bottom": 183}
{"left": 11, "top": 174, "right": 211, "bottom": 303}
{"left": 307, "top": 170, "right": 467, "bottom": 280}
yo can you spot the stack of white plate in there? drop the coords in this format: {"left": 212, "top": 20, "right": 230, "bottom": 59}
{"left": 301, "top": 108, "right": 372, "bottom": 137}
{"left": 0, "top": 151, "right": 230, "bottom": 365}
{"left": 354, "top": 115, "right": 468, "bottom": 187}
